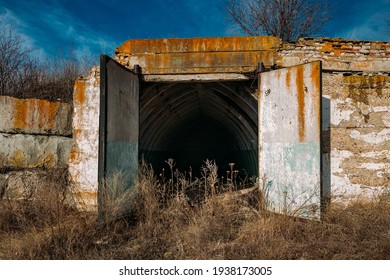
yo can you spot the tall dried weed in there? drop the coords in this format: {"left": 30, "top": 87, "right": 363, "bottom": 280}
{"left": 1, "top": 161, "right": 390, "bottom": 259}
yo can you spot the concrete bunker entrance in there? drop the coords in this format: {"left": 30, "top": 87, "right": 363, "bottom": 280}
{"left": 99, "top": 36, "right": 323, "bottom": 219}
{"left": 139, "top": 80, "right": 258, "bottom": 177}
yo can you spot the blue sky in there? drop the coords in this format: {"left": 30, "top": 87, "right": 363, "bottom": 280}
{"left": 0, "top": 0, "right": 389, "bottom": 61}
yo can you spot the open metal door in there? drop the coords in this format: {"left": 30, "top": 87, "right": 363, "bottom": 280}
{"left": 258, "top": 61, "right": 322, "bottom": 219}
{"left": 98, "top": 55, "right": 139, "bottom": 206}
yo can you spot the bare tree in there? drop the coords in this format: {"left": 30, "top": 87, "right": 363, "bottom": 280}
{"left": 0, "top": 19, "right": 35, "bottom": 96}
{"left": 226, "top": 0, "right": 332, "bottom": 42}
{"left": 0, "top": 19, "right": 93, "bottom": 102}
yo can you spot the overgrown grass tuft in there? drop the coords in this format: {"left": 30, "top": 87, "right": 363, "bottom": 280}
{"left": 1, "top": 161, "right": 390, "bottom": 259}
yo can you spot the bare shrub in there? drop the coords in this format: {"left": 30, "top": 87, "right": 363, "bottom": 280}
{"left": 0, "top": 169, "right": 73, "bottom": 232}
{"left": 0, "top": 19, "right": 92, "bottom": 102}
{"left": 25, "top": 50, "right": 93, "bottom": 102}
{"left": 0, "top": 19, "right": 35, "bottom": 97}
{"left": 98, "top": 172, "right": 138, "bottom": 226}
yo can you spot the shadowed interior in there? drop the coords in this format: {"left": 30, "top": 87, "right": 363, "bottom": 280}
{"left": 139, "top": 81, "right": 258, "bottom": 177}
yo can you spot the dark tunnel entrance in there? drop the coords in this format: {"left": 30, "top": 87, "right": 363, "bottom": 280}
{"left": 139, "top": 80, "right": 258, "bottom": 178}
{"left": 99, "top": 55, "right": 323, "bottom": 219}
{"left": 99, "top": 54, "right": 323, "bottom": 219}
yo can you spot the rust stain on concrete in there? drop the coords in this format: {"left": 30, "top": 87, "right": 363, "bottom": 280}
{"left": 321, "top": 42, "right": 333, "bottom": 52}
{"left": 286, "top": 68, "right": 291, "bottom": 93}
{"left": 13, "top": 98, "right": 29, "bottom": 130}
{"left": 116, "top": 36, "right": 281, "bottom": 74}
{"left": 310, "top": 62, "right": 321, "bottom": 127}
{"left": 127, "top": 51, "right": 276, "bottom": 74}
{"left": 116, "top": 36, "right": 281, "bottom": 54}
{"left": 38, "top": 100, "right": 58, "bottom": 131}
{"left": 11, "top": 98, "right": 64, "bottom": 133}
{"left": 69, "top": 147, "right": 79, "bottom": 162}
{"left": 310, "top": 62, "right": 320, "bottom": 96}
{"left": 296, "top": 65, "right": 305, "bottom": 142}
{"left": 74, "top": 79, "right": 86, "bottom": 106}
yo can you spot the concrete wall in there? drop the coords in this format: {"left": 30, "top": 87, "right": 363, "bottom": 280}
{"left": 0, "top": 96, "right": 72, "bottom": 199}
{"left": 68, "top": 67, "right": 100, "bottom": 207}
{"left": 115, "top": 36, "right": 281, "bottom": 74}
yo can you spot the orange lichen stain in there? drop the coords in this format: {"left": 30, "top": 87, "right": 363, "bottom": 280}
{"left": 13, "top": 98, "right": 29, "bottom": 130}
{"left": 74, "top": 79, "right": 86, "bottom": 105}
{"left": 72, "top": 128, "right": 82, "bottom": 137}
{"left": 12, "top": 97, "right": 64, "bottom": 133}
{"left": 321, "top": 42, "right": 334, "bottom": 52}
{"left": 116, "top": 36, "right": 280, "bottom": 55}
{"left": 45, "top": 101, "right": 60, "bottom": 130}
{"left": 296, "top": 65, "right": 305, "bottom": 142}
{"left": 69, "top": 147, "right": 79, "bottom": 162}
{"left": 38, "top": 100, "right": 47, "bottom": 129}
{"left": 333, "top": 49, "right": 342, "bottom": 56}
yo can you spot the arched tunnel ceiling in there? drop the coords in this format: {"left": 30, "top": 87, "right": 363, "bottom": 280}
{"left": 139, "top": 81, "right": 258, "bottom": 152}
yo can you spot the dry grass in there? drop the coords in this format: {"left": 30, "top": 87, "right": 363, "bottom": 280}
{"left": 1, "top": 162, "right": 390, "bottom": 260}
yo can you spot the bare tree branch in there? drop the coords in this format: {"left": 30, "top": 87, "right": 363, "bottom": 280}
{"left": 226, "top": 0, "right": 332, "bottom": 42}
{"left": 0, "top": 19, "right": 94, "bottom": 102}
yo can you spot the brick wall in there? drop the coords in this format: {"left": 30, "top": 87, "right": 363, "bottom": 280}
{"left": 278, "top": 38, "right": 390, "bottom": 72}
{"left": 322, "top": 73, "right": 390, "bottom": 201}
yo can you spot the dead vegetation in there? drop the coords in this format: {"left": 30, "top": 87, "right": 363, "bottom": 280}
{"left": 1, "top": 161, "right": 390, "bottom": 260}
{"left": 0, "top": 19, "right": 92, "bottom": 102}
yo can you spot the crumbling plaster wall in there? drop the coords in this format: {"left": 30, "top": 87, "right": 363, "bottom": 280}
{"left": 277, "top": 38, "right": 389, "bottom": 202}
{"left": 323, "top": 74, "right": 390, "bottom": 201}
{"left": 68, "top": 67, "right": 100, "bottom": 207}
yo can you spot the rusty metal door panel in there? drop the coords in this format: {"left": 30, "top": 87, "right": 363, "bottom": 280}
{"left": 258, "top": 61, "right": 322, "bottom": 219}
{"left": 98, "top": 55, "right": 139, "bottom": 197}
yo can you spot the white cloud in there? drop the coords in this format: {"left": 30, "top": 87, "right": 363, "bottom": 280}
{"left": 0, "top": 8, "right": 42, "bottom": 54}
{"left": 1, "top": 2, "right": 119, "bottom": 60}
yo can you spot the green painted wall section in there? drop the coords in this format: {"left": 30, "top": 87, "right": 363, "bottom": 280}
{"left": 283, "top": 142, "right": 320, "bottom": 175}
{"left": 106, "top": 141, "right": 138, "bottom": 189}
